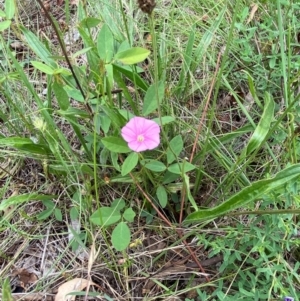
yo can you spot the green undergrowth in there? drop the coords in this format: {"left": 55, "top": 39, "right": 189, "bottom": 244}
{"left": 0, "top": 0, "right": 300, "bottom": 299}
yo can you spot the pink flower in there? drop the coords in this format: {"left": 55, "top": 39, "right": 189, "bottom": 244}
{"left": 121, "top": 117, "right": 160, "bottom": 152}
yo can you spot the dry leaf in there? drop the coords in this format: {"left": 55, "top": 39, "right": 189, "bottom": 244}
{"left": 246, "top": 4, "right": 258, "bottom": 24}
{"left": 11, "top": 268, "right": 38, "bottom": 288}
{"left": 55, "top": 278, "right": 96, "bottom": 301}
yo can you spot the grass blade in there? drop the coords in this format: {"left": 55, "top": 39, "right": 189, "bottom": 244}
{"left": 185, "top": 164, "right": 300, "bottom": 222}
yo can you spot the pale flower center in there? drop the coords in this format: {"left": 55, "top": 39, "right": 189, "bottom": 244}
{"left": 137, "top": 134, "right": 144, "bottom": 142}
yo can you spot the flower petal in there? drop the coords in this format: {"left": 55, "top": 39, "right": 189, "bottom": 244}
{"left": 121, "top": 117, "right": 160, "bottom": 152}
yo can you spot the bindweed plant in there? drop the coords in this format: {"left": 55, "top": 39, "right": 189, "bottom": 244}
{"left": 1, "top": 0, "right": 300, "bottom": 299}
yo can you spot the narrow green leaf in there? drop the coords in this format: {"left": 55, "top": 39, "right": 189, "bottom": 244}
{"left": 102, "top": 136, "right": 131, "bottom": 153}
{"left": 123, "top": 208, "right": 136, "bottom": 222}
{"left": 97, "top": 24, "right": 114, "bottom": 63}
{"left": 113, "top": 64, "right": 148, "bottom": 92}
{"left": 21, "top": 26, "right": 56, "bottom": 67}
{"left": 53, "top": 81, "right": 70, "bottom": 110}
{"left": 191, "top": 8, "right": 225, "bottom": 74}
{"left": 141, "top": 159, "right": 166, "bottom": 172}
{"left": 0, "top": 20, "right": 11, "bottom": 31}
{"left": 152, "top": 116, "right": 175, "bottom": 126}
{"left": 111, "top": 222, "right": 131, "bottom": 251}
{"left": 246, "top": 72, "right": 262, "bottom": 108}
{"left": 31, "top": 61, "right": 55, "bottom": 75}
{"left": 5, "top": 0, "right": 15, "bottom": 19}
{"left": 2, "top": 278, "right": 14, "bottom": 301}
{"left": 167, "top": 135, "right": 183, "bottom": 164}
{"left": 0, "top": 193, "right": 55, "bottom": 211}
{"left": 176, "top": 25, "right": 195, "bottom": 97}
{"left": 183, "top": 174, "right": 198, "bottom": 211}
{"left": 156, "top": 185, "right": 168, "bottom": 208}
{"left": 72, "top": 47, "right": 93, "bottom": 59}
{"left": 0, "top": 9, "right": 6, "bottom": 17}
{"left": 168, "top": 162, "right": 196, "bottom": 174}
{"left": 142, "top": 81, "right": 165, "bottom": 116}
{"left": 122, "top": 152, "right": 139, "bottom": 176}
{"left": 105, "top": 63, "right": 114, "bottom": 88}
{"left": 18, "top": 143, "right": 51, "bottom": 155}
{"left": 246, "top": 92, "right": 275, "bottom": 155}
{"left": 111, "top": 152, "right": 121, "bottom": 171}
{"left": 185, "top": 164, "right": 300, "bottom": 223}
{"left": 0, "top": 137, "right": 37, "bottom": 146}
{"left": 115, "top": 47, "right": 150, "bottom": 65}
{"left": 57, "top": 107, "right": 89, "bottom": 118}
{"left": 90, "top": 207, "right": 121, "bottom": 227}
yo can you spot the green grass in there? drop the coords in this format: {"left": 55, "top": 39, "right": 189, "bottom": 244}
{"left": 0, "top": 0, "right": 300, "bottom": 300}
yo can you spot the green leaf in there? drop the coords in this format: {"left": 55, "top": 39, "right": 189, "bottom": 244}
{"left": 5, "top": 0, "right": 15, "bottom": 19}
{"left": 0, "top": 193, "right": 55, "bottom": 211}
{"left": 111, "top": 222, "right": 131, "bottom": 251}
{"left": 246, "top": 92, "right": 275, "bottom": 155}
{"left": 102, "top": 136, "right": 131, "bottom": 153}
{"left": 111, "top": 198, "right": 126, "bottom": 211}
{"left": 64, "top": 86, "right": 84, "bottom": 102}
{"left": 115, "top": 47, "right": 150, "bottom": 65}
{"left": 183, "top": 174, "right": 197, "bottom": 211}
{"left": 37, "top": 208, "right": 53, "bottom": 220}
{"left": 175, "top": 25, "right": 195, "bottom": 97}
{"left": 152, "top": 116, "right": 175, "bottom": 126}
{"left": 72, "top": 47, "right": 93, "bottom": 59}
{"left": 42, "top": 199, "right": 55, "bottom": 209}
{"left": 105, "top": 63, "right": 114, "bottom": 88}
{"left": 21, "top": 26, "right": 56, "bottom": 67}
{"left": 97, "top": 24, "right": 114, "bottom": 63}
{"left": 168, "top": 162, "right": 196, "bottom": 174}
{"left": 162, "top": 171, "right": 180, "bottom": 184}
{"left": 80, "top": 17, "right": 101, "bottom": 29}
{"left": 90, "top": 207, "right": 121, "bottom": 227}
{"left": 18, "top": 143, "right": 51, "bottom": 155}
{"left": 2, "top": 278, "right": 14, "bottom": 301}
{"left": 141, "top": 159, "right": 166, "bottom": 172}
{"left": 0, "top": 20, "right": 11, "bottom": 31}
{"left": 191, "top": 8, "right": 226, "bottom": 75}
{"left": 99, "top": 113, "right": 111, "bottom": 134}
{"left": 156, "top": 185, "right": 168, "bottom": 208}
{"left": 121, "top": 152, "right": 139, "bottom": 176}
{"left": 142, "top": 81, "right": 165, "bottom": 116}
{"left": 100, "top": 105, "right": 127, "bottom": 128}
{"left": 57, "top": 107, "right": 89, "bottom": 118}
{"left": 184, "top": 164, "right": 300, "bottom": 223}
{"left": 123, "top": 208, "right": 136, "bottom": 222}
{"left": 31, "top": 61, "right": 54, "bottom": 75}
{"left": 70, "top": 207, "right": 79, "bottom": 221}
{"left": 54, "top": 208, "right": 63, "bottom": 221}
{"left": 52, "top": 81, "right": 70, "bottom": 110}
{"left": 111, "top": 152, "right": 121, "bottom": 171}
{"left": 113, "top": 64, "right": 148, "bottom": 92}
{"left": 0, "top": 9, "right": 6, "bottom": 17}
{"left": 167, "top": 135, "right": 183, "bottom": 164}
{"left": 0, "top": 137, "right": 36, "bottom": 146}
{"left": 53, "top": 68, "right": 71, "bottom": 76}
